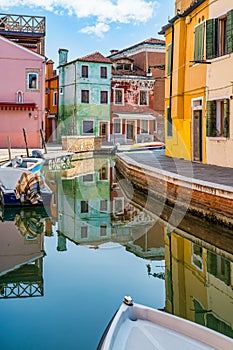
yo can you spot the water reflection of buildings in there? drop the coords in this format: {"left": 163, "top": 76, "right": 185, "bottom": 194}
{"left": 165, "top": 229, "right": 233, "bottom": 338}
{"left": 0, "top": 208, "right": 47, "bottom": 299}
{"left": 56, "top": 157, "right": 165, "bottom": 261}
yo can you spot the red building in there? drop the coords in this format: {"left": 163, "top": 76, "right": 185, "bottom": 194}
{"left": 109, "top": 38, "right": 165, "bottom": 144}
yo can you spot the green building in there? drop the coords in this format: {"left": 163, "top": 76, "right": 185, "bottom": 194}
{"left": 58, "top": 49, "right": 112, "bottom": 141}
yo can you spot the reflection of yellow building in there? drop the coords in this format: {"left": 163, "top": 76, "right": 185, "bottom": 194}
{"left": 160, "top": 0, "right": 209, "bottom": 162}
{"left": 164, "top": 228, "right": 233, "bottom": 337}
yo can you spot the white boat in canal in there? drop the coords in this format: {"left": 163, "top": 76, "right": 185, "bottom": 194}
{"left": 1, "top": 154, "right": 45, "bottom": 173}
{"left": 98, "top": 296, "right": 233, "bottom": 350}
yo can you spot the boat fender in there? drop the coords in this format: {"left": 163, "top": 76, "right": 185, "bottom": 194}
{"left": 124, "top": 296, "right": 133, "bottom": 306}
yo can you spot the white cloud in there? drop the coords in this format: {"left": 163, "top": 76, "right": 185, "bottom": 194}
{"left": 80, "top": 22, "right": 110, "bottom": 38}
{"left": 0, "top": 0, "right": 158, "bottom": 36}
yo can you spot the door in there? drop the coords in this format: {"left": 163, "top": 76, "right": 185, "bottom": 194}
{"left": 126, "top": 121, "right": 135, "bottom": 140}
{"left": 193, "top": 110, "right": 202, "bottom": 162}
{"left": 100, "top": 122, "right": 108, "bottom": 141}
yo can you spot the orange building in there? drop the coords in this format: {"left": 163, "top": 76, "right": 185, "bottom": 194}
{"left": 45, "top": 60, "right": 58, "bottom": 142}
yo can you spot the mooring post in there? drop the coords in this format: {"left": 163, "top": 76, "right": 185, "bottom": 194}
{"left": 22, "top": 128, "right": 29, "bottom": 157}
{"left": 40, "top": 129, "right": 47, "bottom": 154}
{"left": 7, "top": 136, "right": 12, "bottom": 161}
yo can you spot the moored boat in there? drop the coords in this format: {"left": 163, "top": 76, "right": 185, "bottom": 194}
{"left": 129, "top": 141, "right": 165, "bottom": 151}
{"left": 98, "top": 296, "right": 233, "bottom": 350}
{"left": 1, "top": 154, "right": 45, "bottom": 173}
{"left": 0, "top": 168, "right": 53, "bottom": 207}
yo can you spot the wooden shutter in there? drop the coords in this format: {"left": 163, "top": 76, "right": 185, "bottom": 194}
{"left": 206, "top": 19, "right": 218, "bottom": 59}
{"left": 223, "top": 98, "right": 230, "bottom": 137}
{"left": 227, "top": 10, "right": 233, "bottom": 54}
{"left": 194, "top": 22, "right": 204, "bottom": 61}
{"left": 206, "top": 100, "right": 216, "bottom": 136}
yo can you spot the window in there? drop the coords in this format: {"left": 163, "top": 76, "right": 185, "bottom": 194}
{"left": 60, "top": 87, "right": 63, "bottom": 95}
{"left": 194, "top": 22, "right": 205, "bottom": 62}
{"left": 81, "top": 90, "right": 89, "bottom": 103}
{"left": 153, "top": 118, "right": 157, "bottom": 133}
{"left": 114, "top": 89, "right": 124, "bottom": 105}
{"left": 139, "top": 90, "right": 148, "bottom": 106}
{"left": 53, "top": 91, "right": 57, "bottom": 106}
{"left": 81, "top": 226, "right": 88, "bottom": 239}
{"left": 100, "top": 67, "right": 107, "bottom": 78}
{"left": 124, "top": 64, "right": 130, "bottom": 70}
{"left": 16, "top": 90, "right": 23, "bottom": 103}
{"left": 192, "top": 243, "right": 203, "bottom": 271}
{"left": 82, "top": 173, "right": 94, "bottom": 182}
{"left": 100, "top": 91, "right": 108, "bottom": 104}
{"left": 100, "top": 224, "right": 107, "bottom": 237}
{"left": 116, "top": 63, "right": 123, "bottom": 70}
{"left": 83, "top": 120, "right": 94, "bottom": 134}
{"left": 99, "top": 165, "right": 108, "bottom": 180}
{"left": 140, "top": 120, "right": 149, "bottom": 134}
{"left": 167, "top": 43, "right": 172, "bottom": 75}
{"left": 27, "top": 72, "right": 39, "bottom": 90}
{"left": 81, "top": 65, "right": 88, "bottom": 78}
{"left": 206, "top": 99, "right": 229, "bottom": 137}
{"left": 206, "top": 10, "right": 233, "bottom": 59}
{"left": 113, "top": 119, "right": 121, "bottom": 134}
{"left": 113, "top": 198, "right": 124, "bottom": 215}
{"left": 81, "top": 200, "right": 89, "bottom": 213}
{"left": 100, "top": 200, "right": 108, "bottom": 212}
{"left": 167, "top": 106, "right": 173, "bottom": 137}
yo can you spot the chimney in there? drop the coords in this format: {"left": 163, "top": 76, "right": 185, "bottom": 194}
{"left": 110, "top": 49, "right": 119, "bottom": 55}
{"left": 46, "top": 60, "right": 54, "bottom": 79}
{"left": 58, "top": 48, "right": 69, "bottom": 66}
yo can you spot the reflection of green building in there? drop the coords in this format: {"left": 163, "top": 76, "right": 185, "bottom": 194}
{"left": 57, "top": 158, "right": 111, "bottom": 245}
{"left": 58, "top": 49, "right": 112, "bottom": 140}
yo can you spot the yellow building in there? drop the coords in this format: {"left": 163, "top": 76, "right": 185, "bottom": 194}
{"left": 161, "top": 0, "right": 233, "bottom": 167}
{"left": 160, "top": 0, "right": 209, "bottom": 162}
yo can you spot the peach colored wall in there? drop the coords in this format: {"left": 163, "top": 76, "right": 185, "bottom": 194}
{"left": 0, "top": 36, "right": 45, "bottom": 148}
{"left": 206, "top": 0, "right": 233, "bottom": 167}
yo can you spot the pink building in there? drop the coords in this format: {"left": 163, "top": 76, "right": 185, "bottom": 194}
{"left": 0, "top": 35, "right": 45, "bottom": 148}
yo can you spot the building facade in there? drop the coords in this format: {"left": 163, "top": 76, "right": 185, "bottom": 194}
{"left": 108, "top": 38, "right": 166, "bottom": 144}
{"left": 0, "top": 35, "right": 45, "bottom": 148}
{"left": 161, "top": 0, "right": 233, "bottom": 167}
{"left": 45, "top": 60, "right": 58, "bottom": 142}
{"left": 58, "top": 50, "right": 112, "bottom": 141}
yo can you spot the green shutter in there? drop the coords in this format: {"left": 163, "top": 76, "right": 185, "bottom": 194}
{"left": 206, "top": 19, "right": 217, "bottom": 59}
{"left": 206, "top": 100, "right": 216, "bottom": 136}
{"left": 194, "top": 22, "right": 204, "bottom": 61}
{"left": 167, "top": 44, "right": 172, "bottom": 75}
{"left": 224, "top": 98, "right": 230, "bottom": 137}
{"left": 227, "top": 10, "right": 233, "bottom": 54}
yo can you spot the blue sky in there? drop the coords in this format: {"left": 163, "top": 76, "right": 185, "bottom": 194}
{"left": 0, "top": 0, "right": 175, "bottom": 67}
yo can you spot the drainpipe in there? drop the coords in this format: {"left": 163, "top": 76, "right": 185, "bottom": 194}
{"left": 169, "top": 23, "right": 175, "bottom": 136}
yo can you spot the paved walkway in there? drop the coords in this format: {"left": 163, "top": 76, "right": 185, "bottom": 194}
{"left": 0, "top": 144, "right": 233, "bottom": 189}
{"left": 117, "top": 149, "right": 233, "bottom": 188}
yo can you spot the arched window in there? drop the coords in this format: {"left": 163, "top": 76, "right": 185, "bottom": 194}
{"left": 16, "top": 90, "right": 24, "bottom": 103}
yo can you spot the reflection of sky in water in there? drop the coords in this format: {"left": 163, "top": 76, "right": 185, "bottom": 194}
{"left": 0, "top": 231, "right": 165, "bottom": 350}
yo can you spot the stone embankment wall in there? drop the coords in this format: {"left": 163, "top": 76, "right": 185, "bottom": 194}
{"left": 116, "top": 154, "right": 233, "bottom": 228}
{"left": 62, "top": 136, "right": 102, "bottom": 153}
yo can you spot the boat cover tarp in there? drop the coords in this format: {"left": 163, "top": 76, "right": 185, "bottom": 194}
{"left": 15, "top": 172, "right": 41, "bottom": 204}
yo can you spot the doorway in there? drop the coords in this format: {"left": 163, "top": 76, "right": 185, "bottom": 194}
{"left": 126, "top": 121, "right": 135, "bottom": 140}
{"left": 100, "top": 122, "right": 108, "bottom": 141}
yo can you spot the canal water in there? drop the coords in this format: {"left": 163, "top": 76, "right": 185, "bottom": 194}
{"left": 0, "top": 155, "right": 233, "bottom": 349}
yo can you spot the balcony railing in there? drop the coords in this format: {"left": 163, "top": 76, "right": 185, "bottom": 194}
{"left": 0, "top": 13, "right": 45, "bottom": 36}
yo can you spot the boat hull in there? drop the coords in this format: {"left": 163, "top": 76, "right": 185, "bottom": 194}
{"left": 98, "top": 300, "right": 233, "bottom": 350}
